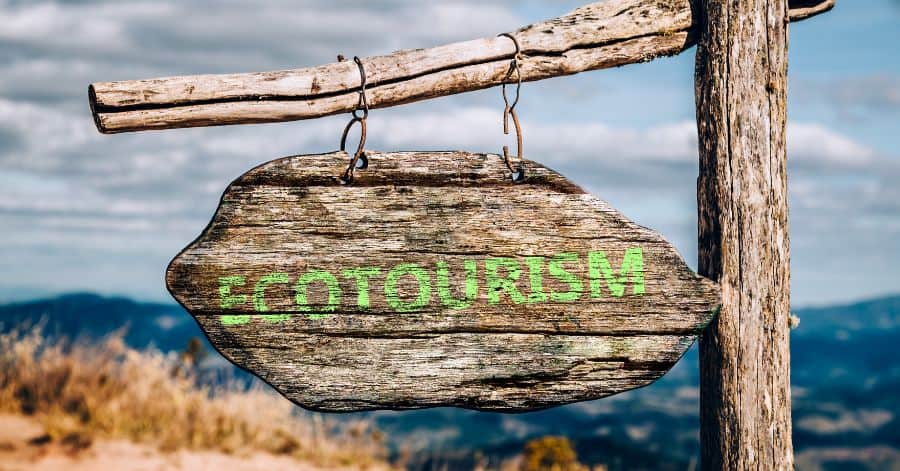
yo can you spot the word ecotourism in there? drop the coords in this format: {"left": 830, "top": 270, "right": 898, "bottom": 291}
{"left": 216, "top": 247, "right": 646, "bottom": 324}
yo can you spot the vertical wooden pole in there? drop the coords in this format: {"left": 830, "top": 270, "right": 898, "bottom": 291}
{"left": 695, "top": 0, "right": 792, "bottom": 469}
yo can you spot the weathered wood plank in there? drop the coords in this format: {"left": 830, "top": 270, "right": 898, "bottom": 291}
{"left": 220, "top": 333, "right": 695, "bottom": 411}
{"left": 167, "top": 151, "right": 720, "bottom": 411}
{"left": 695, "top": 0, "right": 794, "bottom": 467}
{"left": 89, "top": 0, "right": 835, "bottom": 133}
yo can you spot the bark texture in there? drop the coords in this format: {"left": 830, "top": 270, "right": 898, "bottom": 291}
{"left": 695, "top": 0, "right": 793, "bottom": 468}
{"left": 89, "top": 0, "right": 833, "bottom": 133}
{"left": 167, "top": 151, "right": 720, "bottom": 412}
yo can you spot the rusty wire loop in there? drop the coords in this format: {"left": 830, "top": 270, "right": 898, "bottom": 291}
{"left": 339, "top": 56, "right": 369, "bottom": 184}
{"left": 499, "top": 33, "right": 522, "bottom": 111}
{"left": 498, "top": 33, "right": 525, "bottom": 183}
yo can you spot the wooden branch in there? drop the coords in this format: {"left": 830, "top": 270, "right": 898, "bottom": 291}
{"left": 89, "top": 0, "right": 834, "bottom": 134}
{"left": 788, "top": 0, "right": 835, "bottom": 21}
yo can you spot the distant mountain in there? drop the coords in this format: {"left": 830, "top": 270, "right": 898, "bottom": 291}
{"left": 2, "top": 292, "right": 899, "bottom": 470}
{"left": 0, "top": 292, "right": 202, "bottom": 353}
{"left": 792, "top": 296, "right": 900, "bottom": 389}
{"left": 794, "top": 296, "right": 900, "bottom": 335}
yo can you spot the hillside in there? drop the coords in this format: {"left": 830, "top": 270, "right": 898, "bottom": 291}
{"left": 0, "top": 325, "right": 390, "bottom": 470}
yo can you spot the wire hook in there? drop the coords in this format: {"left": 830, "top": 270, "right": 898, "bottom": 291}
{"left": 498, "top": 33, "right": 525, "bottom": 183}
{"left": 502, "top": 107, "right": 524, "bottom": 182}
{"left": 339, "top": 56, "right": 369, "bottom": 184}
{"left": 498, "top": 33, "right": 522, "bottom": 111}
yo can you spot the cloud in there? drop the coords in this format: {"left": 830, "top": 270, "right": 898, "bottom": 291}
{"left": 0, "top": 0, "right": 523, "bottom": 66}
{"left": 788, "top": 122, "right": 877, "bottom": 165}
{"left": 381, "top": 109, "right": 702, "bottom": 163}
{"left": 0, "top": 0, "right": 526, "bottom": 108}
{"left": 795, "top": 75, "right": 900, "bottom": 121}
{"left": 378, "top": 108, "right": 881, "bottom": 165}
{"left": 828, "top": 75, "right": 900, "bottom": 113}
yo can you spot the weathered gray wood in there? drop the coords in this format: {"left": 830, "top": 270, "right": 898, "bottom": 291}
{"left": 89, "top": 0, "right": 835, "bottom": 133}
{"left": 167, "top": 151, "right": 720, "bottom": 411}
{"left": 788, "top": 0, "right": 835, "bottom": 21}
{"left": 695, "top": 0, "right": 794, "bottom": 468}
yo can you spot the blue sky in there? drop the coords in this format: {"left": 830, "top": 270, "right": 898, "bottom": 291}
{"left": 0, "top": 0, "right": 897, "bottom": 306}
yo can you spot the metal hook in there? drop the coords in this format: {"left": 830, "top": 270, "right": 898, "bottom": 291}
{"left": 498, "top": 33, "right": 522, "bottom": 112}
{"left": 502, "top": 106, "right": 525, "bottom": 183}
{"left": 498, "top": 32, "right": 523, "bottom": 60}
{"left": 498, "top": 33, "right": 525, "bottom": 183}
{"left": 351, "top": 56, "right": 369, "bottom": 120}
{"left": 339, "top": 56, "right": 370, "bottom": 184}
{"left": 339, "top": 117, "right": 368, "bottom": 183}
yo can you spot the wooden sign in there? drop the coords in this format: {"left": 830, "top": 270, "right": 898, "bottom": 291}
{"left": 167, "top": 151, "right": 720, "bottom": 412}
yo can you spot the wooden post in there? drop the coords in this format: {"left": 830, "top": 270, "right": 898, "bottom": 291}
{"left": 695, "top": 0, "right": 793, "bottom": 469}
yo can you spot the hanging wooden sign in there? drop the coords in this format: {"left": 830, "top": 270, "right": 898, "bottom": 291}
{"left": 167, "top": 151, "right": 720, "bottom": 412}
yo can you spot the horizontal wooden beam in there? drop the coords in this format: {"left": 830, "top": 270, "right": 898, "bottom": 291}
{"left": 89, "top": 0, "right": 834, "bottom": 134}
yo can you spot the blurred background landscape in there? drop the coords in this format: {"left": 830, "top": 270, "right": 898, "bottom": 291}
{"left": 1, "top": 0, "right": 898, "bottom": 469}
{"left": 2, "top": 293, "right": 899, "bottom": 469}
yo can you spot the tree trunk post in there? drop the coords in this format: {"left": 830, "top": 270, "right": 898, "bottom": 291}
{"left": 695, "top": 0, "right": 793, "bottom": 468}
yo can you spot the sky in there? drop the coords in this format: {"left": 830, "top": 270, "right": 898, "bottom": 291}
{"left": 0, "top": 0, "right": 897, "bottom": 306}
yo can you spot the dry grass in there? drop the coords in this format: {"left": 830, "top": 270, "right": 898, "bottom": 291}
{"left": 0, "top": 325, "right": 388, "bottom": 468}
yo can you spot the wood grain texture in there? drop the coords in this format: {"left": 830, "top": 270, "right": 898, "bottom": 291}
{"left": 695, "top": 0, "right": 794, "bottom": 468}
{"left": 89, "top": 0, "right": 835, "bottom": 133}
{"left": 788, "top": 0, "right": 835, "bottom": 21}
{"left": 167, "top": 151, "right": 720, "bottom": 411}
